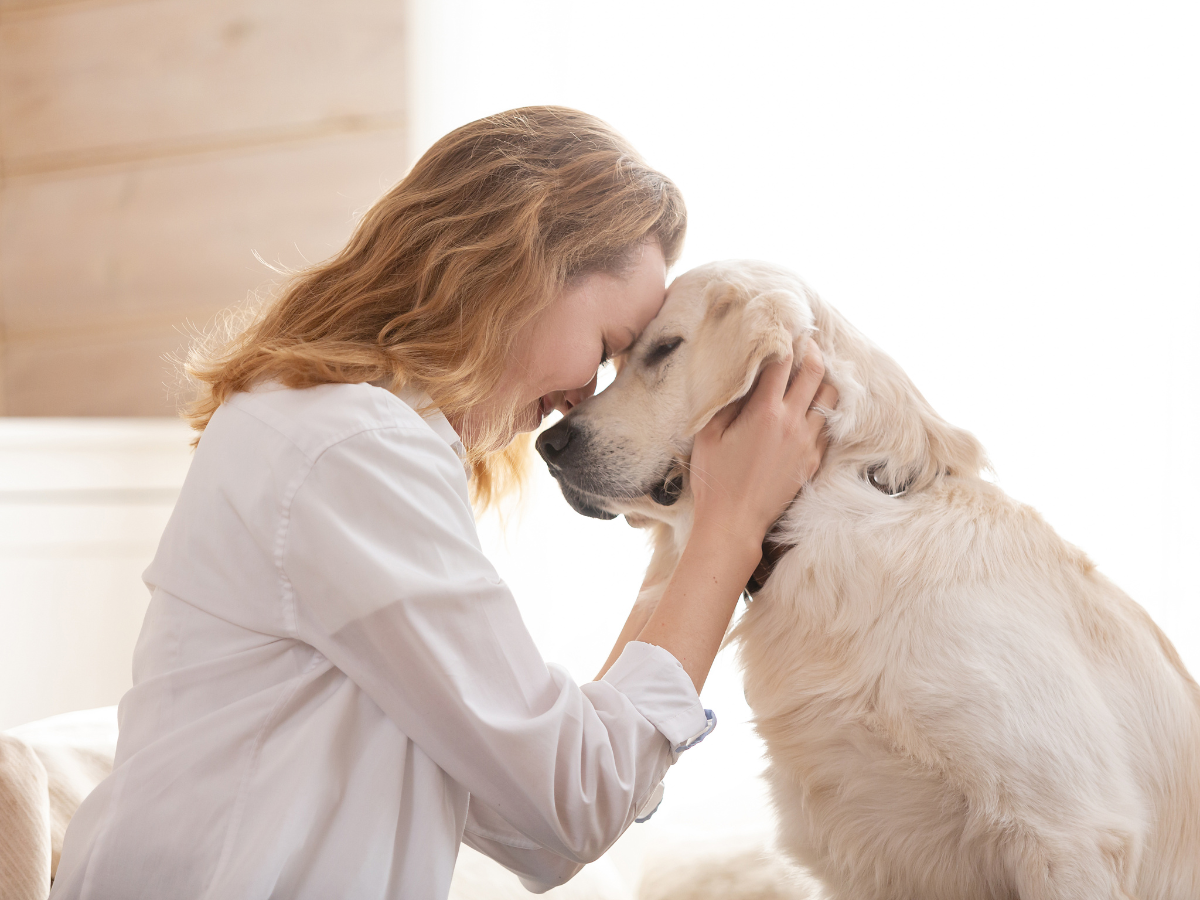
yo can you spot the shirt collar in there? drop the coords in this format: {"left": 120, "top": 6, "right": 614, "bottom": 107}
{"left": 393, "top": 384, "right": 466, "bottom": 461}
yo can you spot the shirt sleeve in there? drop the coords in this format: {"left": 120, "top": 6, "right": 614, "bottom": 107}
{"left": 462, "top": 795, "right": 583, "bottom": 893}
{"left": 281, "top": 424, "right": 710, "bottom": 865}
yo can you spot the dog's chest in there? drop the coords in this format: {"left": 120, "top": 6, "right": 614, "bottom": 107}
{"left": 731, "top": 477, "right": 1002, "bottom": 720}
{"left": 734, "top": 543, "right": 894, "bottom": 732}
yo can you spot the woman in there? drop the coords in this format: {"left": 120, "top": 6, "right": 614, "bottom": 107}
{"left": 50, "top": 107, "right": 835, "bottom": 899}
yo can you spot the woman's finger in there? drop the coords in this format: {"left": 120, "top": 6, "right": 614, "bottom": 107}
{"left": 807, "top": 383, "right": 839, "bottom": 423}
{"left": 785, "top": 340, "right": 826, "bottom": 410}
{"left": 703, "top": 397, "right": 740, "bottom": 437}
{"left": 743, "top": 349, "right": 794, "bottom": 417}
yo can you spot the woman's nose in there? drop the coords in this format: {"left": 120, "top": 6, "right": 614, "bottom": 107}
{"left": 556, "top": 373, "right": 598, "bottom": 414}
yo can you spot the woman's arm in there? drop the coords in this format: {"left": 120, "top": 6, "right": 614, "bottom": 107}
{"left": 462, "top": 797, "right": 584, "bottom": 892}
{"left": 633, "top": 341, "right": 837, "bottom": 693}
{"left": 596, "top": 586, "right": 657, "bottom": 680}
{"left": 284, "top": 424, "right": 707, "bottom": 868}
{"left": 595, "top": 541, "right": 673, "bottom": 680}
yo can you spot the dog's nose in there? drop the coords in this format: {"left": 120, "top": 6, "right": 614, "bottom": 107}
{"left": 536, "top": 418, "right": 573, "bottom": 467}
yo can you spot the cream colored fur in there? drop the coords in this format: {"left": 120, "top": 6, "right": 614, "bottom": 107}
{"left": 550, "top": 260, "right": 1200, "bottom": 900}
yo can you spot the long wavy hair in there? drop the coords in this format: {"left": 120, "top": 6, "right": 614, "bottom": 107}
{"left": 183, "top": 106, "right": 686, "bottom": 508}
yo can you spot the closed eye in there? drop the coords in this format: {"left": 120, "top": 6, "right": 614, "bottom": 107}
{"left": 644, "top": 337, "right": 683, "bottom": 366}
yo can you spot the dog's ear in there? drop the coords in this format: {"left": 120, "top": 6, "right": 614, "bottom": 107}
{"left": 685, "top": 281, "right": 801, "bottom": 434}
{"left": 809, "top": 300, "right": 988, "bottom": 492}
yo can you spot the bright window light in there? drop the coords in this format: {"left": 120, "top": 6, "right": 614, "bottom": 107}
{"left": 413, "top": 0, "right": 1200, "bottom": 852}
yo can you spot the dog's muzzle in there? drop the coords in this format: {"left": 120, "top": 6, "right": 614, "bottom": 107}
{"left": 535, "top": 417, "right": 579, "bottom": 475}
{"left": 535, "top": 419, "right": 617, "bottom": 520}
{"left": 536, "top": 418, "right": 687, "bottom": 517}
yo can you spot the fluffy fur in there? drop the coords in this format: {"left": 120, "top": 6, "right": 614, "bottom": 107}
{"left": 538, "top": 260, "right": 1200, "bottom": 899}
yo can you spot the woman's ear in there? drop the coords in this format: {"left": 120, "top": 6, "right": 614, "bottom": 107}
{"left": 685, "top": 282, "right": 800, "bottom": 434}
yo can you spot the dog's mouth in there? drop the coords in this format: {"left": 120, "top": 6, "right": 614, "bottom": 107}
{"left": 556, "top": 481, "right": 619, "bottom": 521}
{"left": 550, "top": 463, "right": 686, "bottom": 520}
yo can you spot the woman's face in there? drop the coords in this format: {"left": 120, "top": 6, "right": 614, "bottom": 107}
{"left": 454, "top": 241, "right": 668, "bottom": 448}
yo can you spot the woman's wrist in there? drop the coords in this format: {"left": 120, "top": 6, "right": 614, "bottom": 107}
{"left": 633, "top": 526, "right": 762, "bottom": 693}
{"left": 686, "top": 518, "right": 764, "bottom": 578}
{"left": 594, "top": 586, "right": 660, "bottom": 681}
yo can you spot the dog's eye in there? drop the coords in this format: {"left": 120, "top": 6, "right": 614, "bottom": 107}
{"left": 645, "top": 337, "right": 683, "bottom": 366}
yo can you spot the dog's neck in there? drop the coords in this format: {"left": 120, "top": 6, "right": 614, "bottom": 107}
{"left": 638, "top": 497, "right": 792, "bottom": 604}
{"left": 741, "top": 469, "right": 916, "bottom": 599}
{"left": 744, "top": 533, "right": 793, "bottom": 599}
{"left": 645, "top": 459, "right": 918, "bottom": 606}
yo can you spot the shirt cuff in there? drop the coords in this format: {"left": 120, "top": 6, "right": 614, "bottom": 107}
{"left": 634, "top": 781, "right": 665, "bottom": 823}
{"left": 601, "top": 641, "right": 713, "bottom": 759}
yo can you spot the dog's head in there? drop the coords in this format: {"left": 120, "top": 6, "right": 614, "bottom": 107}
{"left": 535, "top": 259, "right": 987, "bottom": 527}
{"left": 534, "top": 261, "right": 815, "bottom": 524}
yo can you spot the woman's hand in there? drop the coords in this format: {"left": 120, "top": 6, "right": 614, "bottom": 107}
{"left": 632, "top": 340, "right": 837, "bottom": 692}
{"left": 690, "top": 340, "right": 837, "bottom": 549}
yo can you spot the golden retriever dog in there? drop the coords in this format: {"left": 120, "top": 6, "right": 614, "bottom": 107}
{"left": 535, "top": 260, "right": 1200, "bottom": 900}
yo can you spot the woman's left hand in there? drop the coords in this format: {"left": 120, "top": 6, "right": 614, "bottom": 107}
{"left": 690, "top": 339, "right": 838, "bottom": 550}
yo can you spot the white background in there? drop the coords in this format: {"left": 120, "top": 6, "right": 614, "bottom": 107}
{"left": 411, "top": 0, "right": 1200, "bottom": 869}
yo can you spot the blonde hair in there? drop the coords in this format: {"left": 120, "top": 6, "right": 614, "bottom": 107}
{"left": 183, "top": 106, "right": 686, "bottom": 508}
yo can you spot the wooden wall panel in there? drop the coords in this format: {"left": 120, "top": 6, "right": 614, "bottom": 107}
{"left": 6, "top": 324, "right": 193, "bottom": 416}
{"left": 0, "top": 0, "right": 406, "bottom": 171}
{"left": 0, "top": 0, "right": 411, "bottom": 416}
{"left": 2, "top": 131, "right": 409, "bottom": 346}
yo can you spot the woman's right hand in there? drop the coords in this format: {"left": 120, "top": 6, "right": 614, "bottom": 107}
{"left": 634, "top": 340, "right": 836, "bottom": 692}
{"left": 689, "top": 339, "right": 837, "bottom": 550}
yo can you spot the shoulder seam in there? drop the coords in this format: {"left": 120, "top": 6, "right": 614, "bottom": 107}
{"left": 272, "top": 422, "right": 468, "bottom": 639}
{"left": 225, "top": 396, "right": 431, "bottom": 465}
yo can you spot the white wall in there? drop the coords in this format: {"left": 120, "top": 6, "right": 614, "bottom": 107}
{"left": 0, "top": 420, "right": 192, "bottom": 730}
{"left": 419, "top": 0, "right": 1200, "bottom": 875}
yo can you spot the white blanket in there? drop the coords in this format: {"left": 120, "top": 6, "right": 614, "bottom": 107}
{"left": 2, "top": 707, "right": 117, "bottom": 899}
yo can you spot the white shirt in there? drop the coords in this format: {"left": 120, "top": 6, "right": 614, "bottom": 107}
{"left": 50, "top": 382, "right": 712, "bottom": 900}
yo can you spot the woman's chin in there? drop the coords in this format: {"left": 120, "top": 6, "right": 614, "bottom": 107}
{"left": 457, "top": 400, "right": 545, "bottom": 455}
{"left": 513, "top": 399, "right": 547, "bottom": 435}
